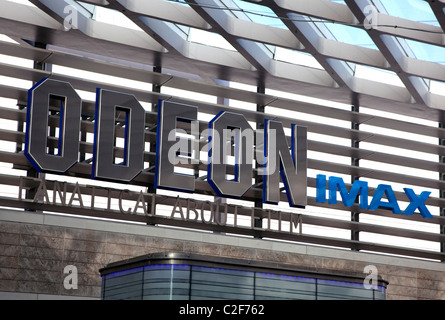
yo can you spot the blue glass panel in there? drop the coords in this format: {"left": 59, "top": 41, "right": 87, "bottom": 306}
{"left": 102, "top": 263, "right": 386, "bottom": 300}
{"left": 379, "top": 0, "right": 439, "bottom": 26}
{"left": 324, "top": 23, "right": 377, "bottom": 49}
{"left": 232, "top": 0, "right": 287, "bottom": 29}
{"left": 255, "top": 273, "right": 316, "bottom": 300}
{"left": 103, "top": 267, "right": 144, "bottom": 300}
{"left": 191, "top": 266, "right": 255, "bottom": 300}
{"left": 143, "top": 264, "right": 191, "bottom": 300}
{"left": 374, "top": 287, "right": 387, "bottom": 300}
{"left": 317, "top": 279, "right": 374, "bottom": 300}
{"left": 404, "top": 39, "right": 445, "bottom": 64}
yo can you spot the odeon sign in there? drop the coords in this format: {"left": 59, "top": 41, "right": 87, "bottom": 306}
{"left": 24, "top": 78, "right": 433, "bottom": 219}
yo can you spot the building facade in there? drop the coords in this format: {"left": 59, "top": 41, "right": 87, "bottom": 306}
{"left": 0, "top": 0, "right": 445, "bottom": 300}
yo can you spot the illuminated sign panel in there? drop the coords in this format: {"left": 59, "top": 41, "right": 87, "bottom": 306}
{"left": 24, "top": 78, "right": 432, "bottom": 219}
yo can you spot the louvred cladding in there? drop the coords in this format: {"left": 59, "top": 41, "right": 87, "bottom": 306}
{"left": 0, "top": 0, "right": 444, "bottom": 261}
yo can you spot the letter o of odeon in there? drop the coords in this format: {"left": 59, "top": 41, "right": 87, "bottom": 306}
{"left": 25, "top": 78, "right": 81, "bottom": 173}
{"left": 208, "top": 111, "right": 252, "bottom": 198}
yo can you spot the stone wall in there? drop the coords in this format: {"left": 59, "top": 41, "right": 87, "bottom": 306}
{"left": 1, "top": 209, "right": 444, "bottom": 300}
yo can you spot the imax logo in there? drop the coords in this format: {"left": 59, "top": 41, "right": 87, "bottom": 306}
{"left": 316, "top": 175, "right": 433, "bottom": 219}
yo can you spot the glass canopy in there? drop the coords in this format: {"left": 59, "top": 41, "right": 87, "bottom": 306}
{"left": 18, "top": 0, "right": 445, "bottom": 107}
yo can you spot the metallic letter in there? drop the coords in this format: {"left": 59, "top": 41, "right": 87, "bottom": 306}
{"left": 316, "top": 174, "right": 327, "bottom": 203}
{"left": 155, "top": 100, "right": 198, "bottom": 192}
{"left": 329, "top": 176, "right": 368, "bottom": 209}
{"left": 403, "top": 188, "right": 433, "bottom": 218}
{"left": 369, "top": 184, "right": 401, "bottom": 214}
{"left": 25, "top": 78, "right": 81, "bottom": 173}
{"left": 93, "top": 89, "right": 145, "bottom": 182}
{"left": 263, "top": 121, "right": 307, "bottom": 208}
{"left": 208, "top": 111, "right": 253, "bottom": 198}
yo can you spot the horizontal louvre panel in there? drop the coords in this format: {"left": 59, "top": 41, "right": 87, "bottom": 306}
{"left": 0, "top": 1, "right": 444, "bottom": 263}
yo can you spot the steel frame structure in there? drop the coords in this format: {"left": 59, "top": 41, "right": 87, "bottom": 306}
{"left": 1, "top": 0, "right": 445, "bottom": 114}
{"left": 1, "top": 0, "right": 445, "bottom": 261}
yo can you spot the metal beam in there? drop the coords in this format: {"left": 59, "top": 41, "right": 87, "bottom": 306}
{"left": 344, "top": 0, "right": 429, "bottom": 106}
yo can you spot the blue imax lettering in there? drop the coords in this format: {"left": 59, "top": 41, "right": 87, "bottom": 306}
{"left": 316, "top": 175, "right": 433, "bottom": 219}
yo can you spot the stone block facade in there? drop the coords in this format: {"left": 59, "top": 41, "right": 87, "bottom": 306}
{"left": 1, "top": 209, "right": 444, "bottom": 300}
